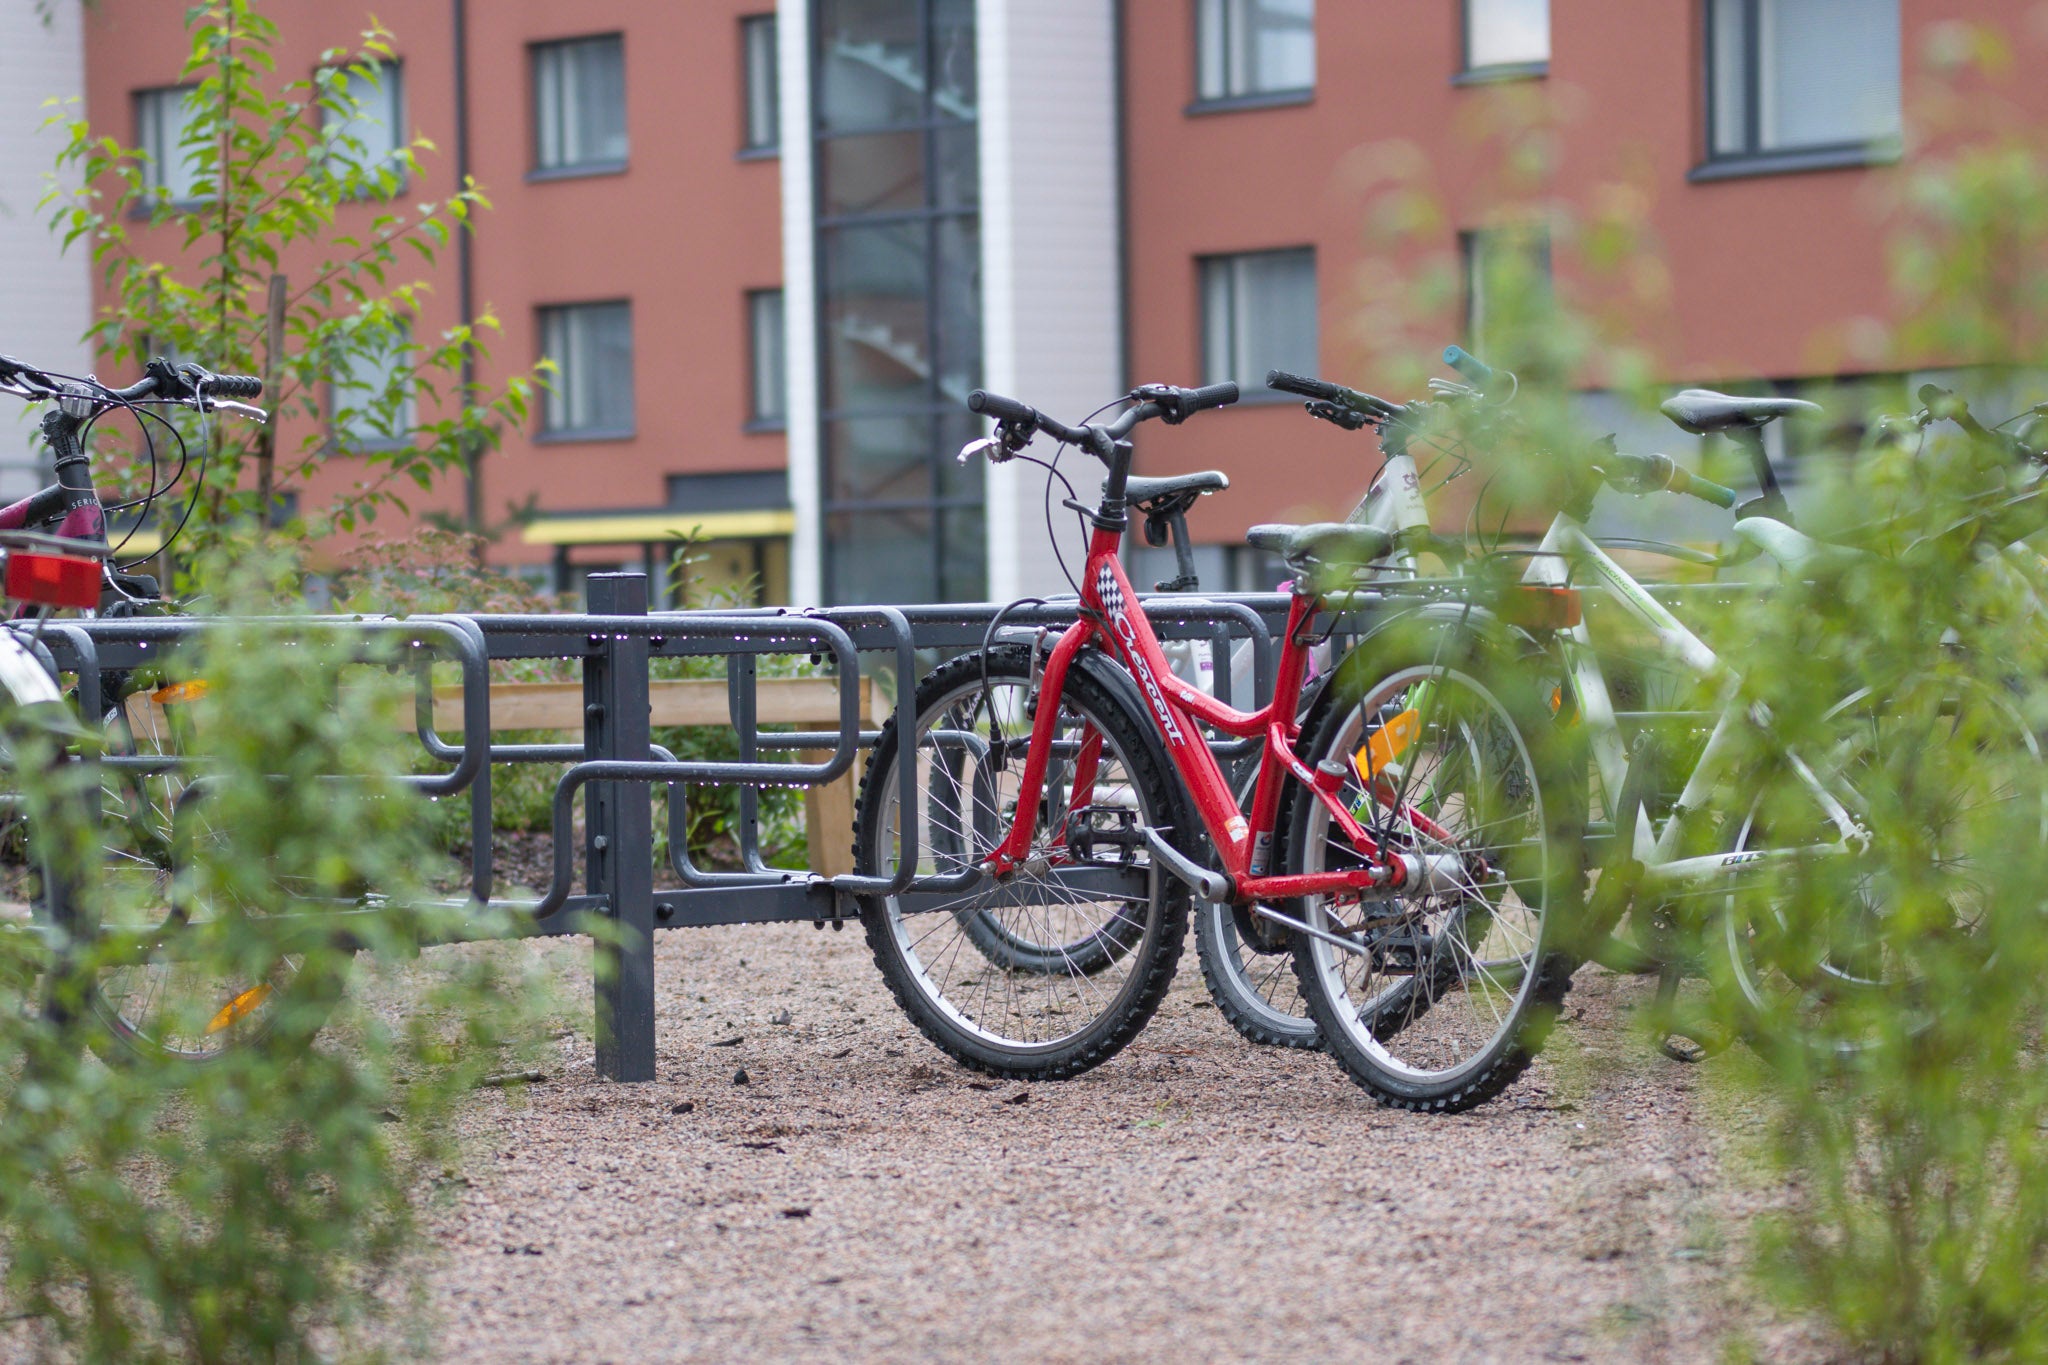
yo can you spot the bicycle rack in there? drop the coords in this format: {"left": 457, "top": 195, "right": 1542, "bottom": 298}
{"left": 42, "top": 574, "right": 1330, "bottom": 1082}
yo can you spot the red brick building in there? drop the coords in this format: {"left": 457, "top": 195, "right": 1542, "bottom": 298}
{"left": 70, "top": 1, "right": 2042, "bottom": 603}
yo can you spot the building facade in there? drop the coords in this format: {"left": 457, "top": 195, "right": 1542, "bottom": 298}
{"left": 68, "top": 1, "right": 2043, "bottom": 605}
{"left": 0, "top": 0, "right": 91, "bottom": 498}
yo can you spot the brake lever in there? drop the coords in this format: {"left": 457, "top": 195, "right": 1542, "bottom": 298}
{"left": 956, "top": 436, "right": 1000, "bottom": 465}
{"left": 203, "top": 398, "right": 268, "bottom": 424}
{"left": 1305, "top": 399, "right": 1371, "bottom": 431}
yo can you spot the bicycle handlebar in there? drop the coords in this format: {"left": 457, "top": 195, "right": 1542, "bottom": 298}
{"left": 1265, "top": 369, "right": 1404, "bottom": 422}
{"left": 1606, "top": 451, "right": 1737, "bottom": 508}
{"left": 1442, "top": 344, "right": 1497, "bottom": 389}
{"left": 965, "top": 381, "right": 1236, "bottom": 463}
{"left": 0, "top": 354, "right": 263, "bottom": 408}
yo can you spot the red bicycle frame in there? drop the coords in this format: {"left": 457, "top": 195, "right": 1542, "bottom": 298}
{"left": 981, "top": 519, "right": 1419, "bottom": 902}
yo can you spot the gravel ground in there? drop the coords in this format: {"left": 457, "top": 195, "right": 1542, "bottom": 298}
{"left": 422, "top": 925, "right": 1838, "bottom": 1364}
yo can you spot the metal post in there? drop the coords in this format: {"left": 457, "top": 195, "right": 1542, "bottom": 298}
{"left": 584, "top": 572, "right": 655, "bottom": 1081}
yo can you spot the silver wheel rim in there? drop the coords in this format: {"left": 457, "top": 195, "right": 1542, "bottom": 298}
{"left": 1301, "top": 663, "right": 1550, "bottom": 1086}
{"left": 878, "top": 671, "right": 1161, "bottom": 1053}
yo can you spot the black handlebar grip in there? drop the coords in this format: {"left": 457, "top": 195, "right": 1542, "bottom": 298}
{"left": 207, "top": 373, "right": 264, "bottom": 399}
{"left": 1185, "top": 381, "right": 1239, "bottom": 413}
{"left": 1267, "top": 369, "right": 1340, "bottom": 402}
{"left": 1442, "top": 344, "right": 1496, "bottom": 387}
{"left": 967, "top": 388, "right": 1037, "bottom": 427}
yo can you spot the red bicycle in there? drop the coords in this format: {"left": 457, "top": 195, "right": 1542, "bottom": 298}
{"left": 852, "top": 381, "right": 1582, "bottom": 1110}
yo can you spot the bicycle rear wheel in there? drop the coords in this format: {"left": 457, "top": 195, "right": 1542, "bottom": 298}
{"left": 1710, "top": 675, "right": 2044, "bottom": 1056}
{"left": 77, "top": 684, "right": 341, "bottom": 1066}
{"left": 1287, "top": 634, "right": 1582, "bottom": 1112}
{"left": 853, "top": 646, "right": 1189, "bottom": 1079}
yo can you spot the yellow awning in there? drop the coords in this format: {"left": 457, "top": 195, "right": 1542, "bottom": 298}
{"left": 521, "top": 509, "right": 795, "bottom": 546}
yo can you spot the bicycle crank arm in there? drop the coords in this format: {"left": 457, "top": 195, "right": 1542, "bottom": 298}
{"left": 1141, "top": 826, "right": 1230, "bottom": 901}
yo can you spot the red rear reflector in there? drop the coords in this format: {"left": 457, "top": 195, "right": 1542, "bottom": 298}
{"left": 6, "top": 551, "right": 101, "bottom": 609}
{"left": 1500, "top": 585, "right": 1582, "bottom": 631}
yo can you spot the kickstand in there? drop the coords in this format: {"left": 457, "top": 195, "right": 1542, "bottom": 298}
{"left": 1648, "top": 962, "right": 1732, "bottom": 1063}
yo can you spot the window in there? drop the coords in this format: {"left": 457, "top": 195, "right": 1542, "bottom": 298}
{"left": 533, "top": 35, "right": 628, "bottom": 173}
{"left": 1200, "top": 248, "right": 1317, "bottom": 392}
{"left": 741, "top": 15, "right": 778, "bottom": 152}
{"left": 748, "top": 289, "right": 786, "bottom": 426}
{"left": 1706, "top": 0, "right": 1900, "bottom": 164}
{"left": 815, "top": 0, "right": 983, "bottom": 606}
{"left": 321, "top": 60, "right": 406, "bottom": 191}
{"left": 1196, "top": 0, "right": 1315, "bottom": 102}
{"left": 330, "top": 323, "right": 415, "bottom": 450}
{"left": 1463, "top": 0, "right": 1550, "bottom": 73}
{"left": 135, "top": 86, "right": 205, "bottom": 203}
{"left": 1461, "top": 228, "right": 1552, "bottom": 352}
{"left": 538, "top": 302, "right": 635, "bottom": 437}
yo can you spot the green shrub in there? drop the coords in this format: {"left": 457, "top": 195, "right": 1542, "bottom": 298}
{"left": 0, "top": 562, "right": 552, "bottom": 1361}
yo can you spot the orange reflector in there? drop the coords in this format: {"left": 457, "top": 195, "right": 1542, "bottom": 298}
{"left": 5, "top": 550, "right": 100, "bottom": 610}
{"left": 152, "top": 680, "right": 210, "bottom": 705}
{"left": 1355, "top": 708, "right": 1420, "bottom": 780}
{"left": 205, "top": 983, "right": 272, "bottom": 1035}
{"left": 1500, "top": 585, "right": 1582, "bottom": 631}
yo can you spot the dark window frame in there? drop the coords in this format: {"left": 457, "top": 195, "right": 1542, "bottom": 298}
{"left": 1189, "top": 0, "right": 1317, "bottom": 113}
{"left": 1695, "top": 0, "right": 1901, "bottom": 182}
{"left": 1456, "top": 0, "right": 1550, "bottom": 83}
{"left": 746, "top": 287, "right": 787, "bottom": 431}
{"left": 1196, "top": 245, "right": 1319, "bottom": 404}
{"left": 535, "top": 299, "right": 637, "bottom": 442}
{"left": 529, "top": 32, "right": 630, "bottom": 179}
{"left": 1459, "top": 225, "right": 1553, "bottom": 353}
{"left": 133, "top": 84, "right": 207, "bottom": 207}
{"left": 325, "top": 319, "right": 418, "bottom": 455}
{"left": 740, "top": 14, "right": 779, "bottom": 156}
{"left": 315, "top": 57, "right": 410, "bottom": 201}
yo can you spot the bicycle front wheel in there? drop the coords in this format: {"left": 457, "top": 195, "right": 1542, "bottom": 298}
{"left": 853, "top": 646, "right": 1189, "bottom": 1079}
{"left": 1287, "top": 635, "right": 1582, "bottom": 1112}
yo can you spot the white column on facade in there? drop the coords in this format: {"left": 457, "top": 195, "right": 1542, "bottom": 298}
{"left": 0, "top": 0, "right": 88, "bottom": 498}
{"left": 780, "top": 0, "right": 823, "bottom": 605}
{"left": 977, "top": 0, "right": 1122, "bottom": 602}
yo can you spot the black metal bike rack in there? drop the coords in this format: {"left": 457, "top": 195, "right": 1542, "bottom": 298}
{"left": 43, "top": 574, "right": 1316, "bottom": 1081}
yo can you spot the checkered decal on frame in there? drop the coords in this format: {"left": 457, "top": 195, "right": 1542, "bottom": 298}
{"left": 1095, "top": 564, "right": 1125, "bottom": 616}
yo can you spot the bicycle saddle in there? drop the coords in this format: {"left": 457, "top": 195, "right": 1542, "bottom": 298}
{"left": 1247, "top": 521, "right": 1395, "bottom": 585}
{"left": 1731, "top": 517, "right": 1875, "bottom": 579}
{"left": 1119, "top": 470, "right": 1229, "bottom": 512}
{"left": 1660, "top": 389, "right": 1821, "bottom": 434}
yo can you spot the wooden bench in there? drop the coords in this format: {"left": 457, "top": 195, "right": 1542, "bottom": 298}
{"left": 413, "top": 677, "right": 885, "bottom": 877}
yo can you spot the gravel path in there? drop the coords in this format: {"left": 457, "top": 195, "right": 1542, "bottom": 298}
{"left": 423, "top": 927, "right": 1835, "bottom": 1363}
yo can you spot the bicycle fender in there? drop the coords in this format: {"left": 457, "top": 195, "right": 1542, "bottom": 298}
{"left": 0, "top": 628, "right": 65, "bottom": 706}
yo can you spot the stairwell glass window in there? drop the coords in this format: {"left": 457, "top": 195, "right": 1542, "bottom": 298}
{"left": 135, "top": 86, "right": 205, "bottom": 204}
{"left": 1195, "top": 0, "right": 1315, "bottom": 103}
{"left": 748, "top": 289, "right": 786, "bottom": 427}
{"left": 330, "top": 322, "right": 415, "bottom": 451}
{"left": 1462, "top": 227, "right": 1552, "bottom": 354}
{"left": 1200, "top": 248, "right": 1317, "bottom": 394}
{"left": 741, "top": 16, "right": 778, "bottom": 152}
{"left": 320, "top": 60, "right": 406, "bottom": 195}
{"left": 1463, "top": 0, "right": 1550, "bottom": 75}
{"left": 1705, "top": 0, "right": 1900, "bottom": 171}
{"left": 533, "top": 35, "right": 628, "bottom": 174}
{"left": 539, "top": 303, "right": 635, "bottom": 438}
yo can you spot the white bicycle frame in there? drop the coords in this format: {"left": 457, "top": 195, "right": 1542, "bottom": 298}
{"left": 1208, "top": 451, "right": 1435, "bottom": 703}
{"left": 1524, "top": 510, "right": 1867, "bottom": 895}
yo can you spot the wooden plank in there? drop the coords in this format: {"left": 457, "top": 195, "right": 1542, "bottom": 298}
{"left": 415, "top": 676, "right": 875, "bottom": 733}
